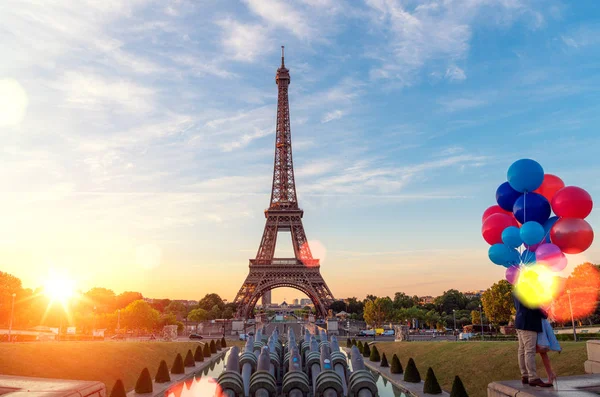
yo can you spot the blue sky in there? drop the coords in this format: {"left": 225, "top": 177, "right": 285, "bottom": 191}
{"left": 1, "top": 0, "right": 599, "bottom": 303}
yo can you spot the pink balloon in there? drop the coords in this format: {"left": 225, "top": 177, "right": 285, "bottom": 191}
{"left": 506, "top": 266, "right": 520, "bottom": 284}
{"left": 525, "top": 243, "right": 540, "bottom": 252}
{"left": 536, "top": 243, "right": 567, "bottom": 272}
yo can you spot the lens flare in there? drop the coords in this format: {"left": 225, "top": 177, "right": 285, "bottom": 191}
{"left": 550, "top": 263, "right": 600, "bottom": 322}
{"left": 168, "top": 376, "right": 221, "bottom": 397}
{"left": 513, "top": 264, "right": 563, "bottom": 308}
{"left": 44, "top": 272, "right": 76, "bottom": 304}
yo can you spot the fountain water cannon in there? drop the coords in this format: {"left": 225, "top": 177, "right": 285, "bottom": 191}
{"left": 282, "top": 347, "right": 310, "bottom": 397}
{"left": 217, "top": 346, "right": 244, "bottom": 397}
{"left": 348, "top": 346, "right": 377, "bottom": 397}
{"left": 249, "top": 346, "right": 277, "bottom": 397}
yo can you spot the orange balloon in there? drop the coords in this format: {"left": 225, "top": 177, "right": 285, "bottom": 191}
{"left": 534, "top": 174, "right": 565, "bottom": 202}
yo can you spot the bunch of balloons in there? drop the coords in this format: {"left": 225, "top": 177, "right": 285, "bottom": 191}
{"left": 482, "top": 159, "right": 594, "bottom": 307}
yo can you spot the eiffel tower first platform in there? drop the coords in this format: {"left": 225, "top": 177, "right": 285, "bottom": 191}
{"left": 233, "top": 47, "right": 335, "bottom": 319}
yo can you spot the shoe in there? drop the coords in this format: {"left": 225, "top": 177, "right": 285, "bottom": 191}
{"left": 529, "top": 378, "right": 553, "bottom": 388}
{"left": 521, "top": 377, "right": 529, "bottom": 385}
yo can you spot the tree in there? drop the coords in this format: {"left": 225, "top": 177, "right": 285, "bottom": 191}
{"left": 0, "top": 272, "right": 23, "bottom": 326}
{"left": 222, "top": 307, "right": 234, "bottom": 319}
{"left": 187, "top": 308, "right": 208, "bottom": 323}
{"left": 109, "top": 380, "right": 126, "bottom": 397}
{"left": 194, "top": 345, "right": 204, "bottom": 362}
{"left": 370, "top": 345, "right": 381, "bottom": 362}
{"left": 150, "top": 299, "right": 171, "bottom": 313}
{"left": 203, "top": 343, "right": 211, "bottom": 357}
{"left": 329, "top": 300, "right": 346, "bottom": 313}
{"left": 434, "top": 290, "right": 467, "bottom": 314}
{"left": 221, "top": 337, "right": 227, "bottom": 348}
{"left": 362, "top": 342, "right": 371, "bottom": 358}
{"left": 135, "top": 368, "right": 153, "bottom": 393}
{"left": 84, "top": 287, "right": 116, "bottom": 313}
{"left": 184, "top": 350, "right": 195, "bottom": 367}
{"left": 403, "top": 358, "right": 421, "bottom": 383}
{"left": 551, "top": 263, "right": 600, "bottom": 323}
{"left": 481, "top": 280, "right": 514, "bottom": 326}
{"left": 198, "top": 293, "right": 225, "bottom": 311}
{"left": 393, "top": 292, "right": 417, "bottom": 309}
{"left": 122, "top": 300, "right": 160, "bottom": 331}
{"left": 116, "top": 291, "right": 143, "bottom": 310}
{"left": 391, "top": 354, "right": 403, "bottom": 374}
{"left": 155, "top": 360, "right": 171, "bottom": 383}
{"left": 165, "top": 301, "right": 188, "bottom": 320}
{"left": 450, "top": 375, "right": 469, "bottom": 397}
{"left": 471, "top": 310, "right": 481, "bottom": 325}
{"left": 171, "top": 353, "right": 185, "bottom": 374}
{"left": 363, "top": 297, "right": 393, "bottom": 327}
{"left": 423, "top": 367, "right": 442, "bottom": 394}
{"left": 380, "top": 353, "right": 389, "bottom": 367}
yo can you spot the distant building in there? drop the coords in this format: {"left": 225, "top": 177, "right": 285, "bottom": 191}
{"left": 463, "top": 290, "right": 485, "bottom": 299}
{"left": 419, "top": 296, "right": 435, "bottom": 304}
{"left": 293, "top": 299, "right": 299, "bottom": 305}
{"left": 300, "top": 298, "right": 312, "bottom": 306}
{"left": 262, "top": 290, "right": 272, "bottom": 306}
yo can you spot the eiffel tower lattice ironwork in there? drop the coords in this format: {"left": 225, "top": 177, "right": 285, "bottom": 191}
{"left": 233, "top": 47, "right": 335, "bottom": 319}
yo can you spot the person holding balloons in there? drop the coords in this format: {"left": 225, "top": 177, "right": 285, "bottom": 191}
{"left": 481, "top": 158, "right": 594, "bottom": 387}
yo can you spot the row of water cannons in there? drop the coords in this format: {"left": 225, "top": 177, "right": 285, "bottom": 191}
{"left": 217, "top": 326, "right": 378, "bottom": 397}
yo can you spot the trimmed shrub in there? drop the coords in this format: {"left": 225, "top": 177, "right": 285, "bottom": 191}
{"left": 362, "top": 342, "right": 371, "bottom": 358}
{"left": 370, "top": 345, "right": 381, "bottom": 362}
{"left": 215, "top": 338, "right": 222, "bottom": 351}
{"left": 423, "top": 367, "right": 442, "bottom": 394}
{"left": 109, "top": 379, "right": 126, "bottom": 397}
{"left": 194, "top": 345, "right": 204, "bottom": 362}
{"left": 450, "top": 376, "right": 469, "bottom": 397}
{"left": 135, "top": 368, "right": 153, "bottom": 394}
{"left": 403, "top": 358, "right": 421, "bottom": 383}
{"left": 346, "top": 339, "right": 352, "bottom": 348}
{"left": 155, "top": 360, "right": 171, "bottom": 383}
{"left": 171, "top": 353, "right": 185, "bottom": 374}
{"left": 221, "top": 337, "right": 227, "bottom": 348}
{"left": 390, "top": 354, "right": 403, "bottom": 374}
{"left": 380, "top": 353, "right": 389, "bottom": 367}
{"left": 184, "top": 349, "right": 195, "bottom": 367}
{"left": 203, "top": 343, "right": 211, "bottom": 357}
{"left": 352, "top": 338, "right": 357, "bottom": 346}
{"left": 357, "top": 340, "right": 363, "bottom": 351}
{"left": 210, "top": 340, "right": 217, "bottom": 353}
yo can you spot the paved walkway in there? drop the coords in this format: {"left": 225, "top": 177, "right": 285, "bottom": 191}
{"left": 488, "top": 375, "right": 600, "bottom": 397}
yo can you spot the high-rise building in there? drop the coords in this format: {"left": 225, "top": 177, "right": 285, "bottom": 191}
{"left": 300, "top": 298, "right": 312, "bottom": 306}
{"left": 293, "top": 298, "right": 299, "bottom": 305}
{"left": 262, "top": 290, "right": 272, "bottom": 306}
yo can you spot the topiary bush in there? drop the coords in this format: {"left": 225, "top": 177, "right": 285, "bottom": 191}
{"left": 184, "top": 349, "right": 195, "bottom": 367}
{"left": 370, "top": 345, "right": 381, "bottom": 362}
{"left": 203, "top": 343, "right": 211, "bottom": 357}
{"left": 221, "top": 337, "right": 227, "bottom": 348}
{"left": 110, "top": 379, "right": 126, "bottom": 397}
{"left": 357, "top": 340, "right": 363, "bottom": 351}
{"left": 215, "top": 338, "right": 222, "bottom": 351}
{"left": 403, "top": 358, "right": 421, "bottom": 383}
{"left": 155, "top": 360, "right": 171, "bottom": 383}
{"left": 135, "top": 368, "right": 153, "bottom": 393}
{"left": 352, "top": 338, "right": 357, "bottom": 346}
{"left": 346, "top": 339, "right": 352, "bottom": 348}
{"left": 210, "top": 340, "right": 217, "bottom": 353}
{"left": 380, "top": 353, "right": 389, "bottom": 367}
{"left": 362, "top": 342, "right": 371, "bottom": 358}
{"left": 171, "top": 353, "right": 185, "bottom": 374}
{"left": 194, "top": 345, "right": 204, "bottom": 362}
{"left": 450, "top": 375, "right": 469, "bottom": 397}
{"left": 390, "top": 354, "right": 403, "bottom": 374}
{"left": 423, "top": 367, "right": 442, "bottom": 394}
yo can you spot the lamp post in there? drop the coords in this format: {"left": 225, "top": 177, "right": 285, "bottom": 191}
{"left": 8, "top": 293, "right": 16, "bottom": 342}
{"left": 567, "top": 290, "right": 577, "bottom": 342}
{"left": 92, "top": 306, "right": 97, "bottom": 339}
{"left": 479, "top": 304, "right": 484, "bottom": 341}
{"left": 453, "top": 309, "right": 457, "bottom": 341}
{"left": 117, "top": 309, "right": 121, "bottom": 332}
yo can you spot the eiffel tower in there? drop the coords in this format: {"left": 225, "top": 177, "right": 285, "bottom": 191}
{"left": 233, "top": 47, "right": 335, "bottom": 319}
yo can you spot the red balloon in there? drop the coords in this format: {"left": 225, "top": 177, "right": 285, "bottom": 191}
{"left": 534, "top": 174, "right": 565, "bottom": 202}
{"left": 482, "top": 205, "right": 511, "bottom": 223}
{"left": 482, "top": 213, "right": 519, "bottom": 245}
{"left": 550, "top": 218, "right": 594, "bottom": 254}
{"left": 552, "top": 186, "right": 593, "bottom": 219}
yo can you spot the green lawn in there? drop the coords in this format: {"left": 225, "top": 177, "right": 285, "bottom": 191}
{"left": 371, "top": 341, "right": 587, "bottom": 397}
{"left": 0, "top": 341, "right": 208, "bottom": 392}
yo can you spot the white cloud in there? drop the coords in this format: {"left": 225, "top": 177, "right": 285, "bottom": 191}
{"left": 437, "top": 97, "right": 487, "bottom": 112}
{"left": 217, "top": 18, "right": 270, "bottom": 62}
{"left": 321, "top": 109, "right": 344, "bottom": 123}
{"left": 445, "top": 65, "right": 467, "bottom": 81}
{"left": 561, "top": 24, "right": 600, "bottom": 49}
{"left": 244, "top": 0, "right": 313, "bottom": 39}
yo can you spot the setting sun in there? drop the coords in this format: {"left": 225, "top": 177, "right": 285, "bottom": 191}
{"left": 44, "top": 274, "right": 76, "bottom": 304}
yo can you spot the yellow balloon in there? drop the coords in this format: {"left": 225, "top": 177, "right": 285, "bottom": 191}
{"left": 513, "top": 264, "right": 560, "bottom": 308}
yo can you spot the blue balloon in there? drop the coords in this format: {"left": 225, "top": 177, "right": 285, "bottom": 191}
{"left": 496, "top": 182, "right": 522, "bottom": 212}
{"left": 513, "top": 192, "right": 551, "bottom": 225}
{"left": 543, "top": 216, "right": 559, "bottom": 243}
{"left": 502, "top": 226, "right": 522, "bottom": 248}
{"left": 489, "top": 244, "right": 521, "bottom": 268}
{"left": 507, "top": 159, "right": 544, "bottom": 193}
{"left": 520, "top": 221, "right": 545, "bottom": 245}
{"left": 521, "top": 249, "right": 536, "bottom": 265}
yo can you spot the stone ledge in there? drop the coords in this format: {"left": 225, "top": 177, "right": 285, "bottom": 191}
{"left": 488, "top": 374, "right": 600, "bottom": 397}
{"left": 127, "top": 347, "right": 229, "bottom": 397}
{"left": 343, "top": 348, "right": 450, "bottom": 397}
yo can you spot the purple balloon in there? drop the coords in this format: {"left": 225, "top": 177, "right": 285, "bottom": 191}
{"left": 525, "top": 243, "right": 540, "bottom": 252}
{"left": 535, "top": 243, "right": 568, "bottom": 272}
{"left": 506, "top": 266, "right": 520, "bottom": 284}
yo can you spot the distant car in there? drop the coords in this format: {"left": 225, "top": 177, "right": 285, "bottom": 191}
{"left": 189, "top": 333, "right": 203, "bottom": 340}
{"left": 383, "top": 330, "right": 395, "bottom": 336}
{"left": 111, "top": 334, "right": 125, "bottom": 340}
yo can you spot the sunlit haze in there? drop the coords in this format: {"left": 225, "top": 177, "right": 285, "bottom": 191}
{"left": 2, "top": 1, "right": 599, "bottom": 302}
